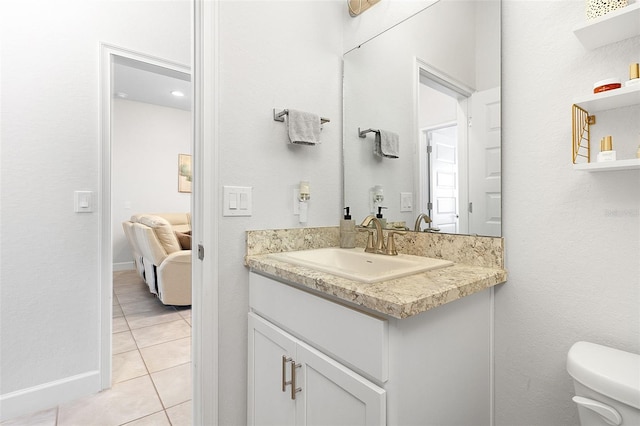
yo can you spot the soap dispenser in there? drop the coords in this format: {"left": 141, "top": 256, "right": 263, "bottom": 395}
{"left": 340, "top": 207, "right": 356, "bottom": 249}
{"left": 376, "top": 206, "right": 388, "bottom": 229}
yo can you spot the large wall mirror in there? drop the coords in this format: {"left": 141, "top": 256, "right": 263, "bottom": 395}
{"left": 343, "top": 0, "right": 501, "bottom": 236}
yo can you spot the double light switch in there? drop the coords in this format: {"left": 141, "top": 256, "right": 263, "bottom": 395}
{"left": 223, "top": 186, "right": 252, "bottom": 217}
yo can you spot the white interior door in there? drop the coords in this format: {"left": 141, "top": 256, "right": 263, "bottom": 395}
{"left": 429, "top": 126, "right": 459, "bottom": 233}
{"left": 469, "top": 87, "right": 501, "bottom": 237}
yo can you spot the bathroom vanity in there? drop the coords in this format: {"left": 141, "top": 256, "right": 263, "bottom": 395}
{"left": 245, "top": 227, "right": 507, "bottom": 426}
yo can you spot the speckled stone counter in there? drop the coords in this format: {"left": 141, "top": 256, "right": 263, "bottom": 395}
{"left": 245, "top": 227, "right": 507, "bottom": 319}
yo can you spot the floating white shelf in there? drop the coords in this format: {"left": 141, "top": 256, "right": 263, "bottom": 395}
{"left": 574, "top": 158, "right": 640, "bottom": 171}
{"left": 573, "top": 84, "right": 640, "bottom": 112}
{"left": 571, "top": 6, "right": 640, "bottom": 172}
{"left": 573, "top": 3, "right": 640, "bottom": 50}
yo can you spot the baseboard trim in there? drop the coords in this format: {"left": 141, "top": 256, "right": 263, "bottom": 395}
{"left": 113, "top": 261, "right": 135, "bottom": 271}
{"left": 0, "top": 370, "right": 101, "bottom": 422}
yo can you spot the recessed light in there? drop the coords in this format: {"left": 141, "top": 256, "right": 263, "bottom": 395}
{"left": 171, "top": 90, "right": 185, "bottom": 97}
{"left": 115, "top": 92, "right": 129, "bottom": 98}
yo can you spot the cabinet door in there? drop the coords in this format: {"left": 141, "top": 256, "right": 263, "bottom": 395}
{"left": 248, "top": 313, "right": 297, "bottom": 426}
{"left": 295, "top": 340, "right": 386, "bottom": 426}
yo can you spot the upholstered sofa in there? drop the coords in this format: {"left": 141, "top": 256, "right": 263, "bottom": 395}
{"left": 122, "top": 213, "right": 191, "bottom": 306}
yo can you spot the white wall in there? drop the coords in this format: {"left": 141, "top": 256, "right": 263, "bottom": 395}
{"left": 475, "top": 0, "right": 501, "bottom": 91}
{"left": 216, "top": 1, "right": 344, "bottom": 423}
{"left": 419, "top": 84, "right": 458, "bottom": 128}
{"left": 497, "top": 1, "right": 640, "bottom": 424}
{"left": 342, "top": 0, "right": 438, "bottom": 52}
{"left": 112, "top": 99, "right": 191, "bottom": 267}
{"left": 0, "top": 0, "right": 190, "bottom": 419}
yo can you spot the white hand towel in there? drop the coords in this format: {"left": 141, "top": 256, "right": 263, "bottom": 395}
{"left": 286, "top": 109, "right": 322, "bottom": 145}
{"left": 374, "top": 130, "right": 399, "bottom": 158}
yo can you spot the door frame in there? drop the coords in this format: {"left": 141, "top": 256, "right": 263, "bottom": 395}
{"left": 98, "top": 43, "right": 192, "bottom": 389}
{"left": 414, "top": 58, "right": 473, "bottom": 233}
{"left": 192, "top": 0, "right": 220, "bottom": 423}
{"left": 101, "top": 1, "right": 219, "bottom": 423}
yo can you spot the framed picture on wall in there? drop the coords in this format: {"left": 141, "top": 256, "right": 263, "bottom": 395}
{"left": 178, "top": 154, "right": 192, "bottom": 193}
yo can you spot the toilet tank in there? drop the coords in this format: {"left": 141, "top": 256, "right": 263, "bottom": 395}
{"left": 567, "top": 341, "right": 640, "bottom": 426}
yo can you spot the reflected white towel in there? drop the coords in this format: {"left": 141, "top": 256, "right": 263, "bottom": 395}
{"left": 374, "top": 130, "right": 399, "bottom": 158}
{"left": 286, "top": 109, "right": 321, "bottom": 145}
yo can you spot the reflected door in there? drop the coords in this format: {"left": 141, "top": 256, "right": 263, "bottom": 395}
{"left": 469, "top": 87, "right": 501, "bottom": 237}
{"left": 429, "top": 126, "right": 459, "bottom": 233}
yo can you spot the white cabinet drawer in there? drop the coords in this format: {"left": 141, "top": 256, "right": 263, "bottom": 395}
{"left": 250, "top": 272, "right": 389, "bottom": 382}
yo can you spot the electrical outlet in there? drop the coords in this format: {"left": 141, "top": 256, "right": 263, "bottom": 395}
{"left": 400, "top": 192, "right": 413, "bottom": 212}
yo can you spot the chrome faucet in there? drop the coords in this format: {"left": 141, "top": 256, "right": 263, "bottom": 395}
{"left": 414, "top": 213, "right": 441, "bottom": 232}
{"left": 359, "top": 215, "right": 406, "bottom": 255}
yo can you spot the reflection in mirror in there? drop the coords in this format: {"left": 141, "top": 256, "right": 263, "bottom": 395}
{"left": 343, "top": 0, "right": 501, "bottom": 236}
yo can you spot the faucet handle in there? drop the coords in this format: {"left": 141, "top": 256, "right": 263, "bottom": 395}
{"left": 384, "top": 230, "right": 406, "bottom": 256}
{"left": 358, "top": 227, "right": 377, "bottom": 253}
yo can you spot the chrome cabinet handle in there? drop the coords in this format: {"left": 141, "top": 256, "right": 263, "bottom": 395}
{"left": 290, "top": 359, "right": 302, "bottom": 400}
{"left": 282, "top": 356, "right": 292, "bottom": 392}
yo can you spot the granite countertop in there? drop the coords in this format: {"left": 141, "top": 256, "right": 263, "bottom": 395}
{"left": 245, "top": 251, "right": 507, "bottom": 319}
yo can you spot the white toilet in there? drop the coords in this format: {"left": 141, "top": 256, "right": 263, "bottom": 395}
{"left": 567, "top": 341, "right": 640, "bottom": 425}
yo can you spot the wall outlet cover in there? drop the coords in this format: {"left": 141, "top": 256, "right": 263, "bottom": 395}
{"left": 400, "top": 192, "right": 413, "bottom": 212}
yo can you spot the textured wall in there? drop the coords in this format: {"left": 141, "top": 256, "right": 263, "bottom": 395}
{"left": 216, "top": 1, "right": 344, "bottom": 423}
{"left": 497, "top": 1, "right": 640, "bottom": 424}
{"left": 112, "top": 99, "right": 191, "bottom": 266}
{"left": 0, "top": 0, "right": 190, "bottom": 418}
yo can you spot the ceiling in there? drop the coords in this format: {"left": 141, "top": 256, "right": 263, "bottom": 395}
{"left": 113, "top": 56, "right": 191, "bottom": 111}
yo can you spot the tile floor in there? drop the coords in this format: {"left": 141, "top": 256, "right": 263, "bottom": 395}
{"left": 2, "top": 270, "right": 192, "bottom": 426}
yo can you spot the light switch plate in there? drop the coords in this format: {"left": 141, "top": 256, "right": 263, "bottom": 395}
{"left": 74, "top": 191, "right": 93, "bottom": 213}
{"left": 223, "top": 186, "right": 252, "bottom": 217}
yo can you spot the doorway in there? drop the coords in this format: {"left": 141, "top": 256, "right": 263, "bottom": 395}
{"left": 417, "top": 64, "right": 472, "bottom": 234}
{"left": 421, "top": 123, "right": 460, "bottom": 233}
{"left": 417, "top": 65, "right": 501, "bottom": 236}
{"left": 100, "top": 45, "right": 193, "bottom": 392}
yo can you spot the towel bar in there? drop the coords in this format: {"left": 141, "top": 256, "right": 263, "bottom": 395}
{"left": 358, "top": 127, "right": 380, "bottom": 138}
{"left": 273, "top": 108, "right": 330, "bottom": 124}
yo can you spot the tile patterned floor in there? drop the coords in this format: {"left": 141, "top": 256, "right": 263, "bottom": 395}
{"left": 2, "top": 270, "right": 192, "bottom": 426}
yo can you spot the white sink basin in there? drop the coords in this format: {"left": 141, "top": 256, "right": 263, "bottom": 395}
{"left": 269, "top": 247, "right": 453, "bottom": 283}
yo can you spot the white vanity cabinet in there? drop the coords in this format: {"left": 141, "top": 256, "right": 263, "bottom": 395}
{"left": 248, "top": 271, "right": 492, "bottom": 426}
{"left": 249, "top": 313, "right": 386, "bottom": 426}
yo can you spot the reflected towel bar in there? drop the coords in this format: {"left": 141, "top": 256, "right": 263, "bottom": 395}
{"left": 358, "top": 127, "right": 380, "bottom": 138}
{"left": 273, "top": 108, "right": 330, "bottom": 124}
